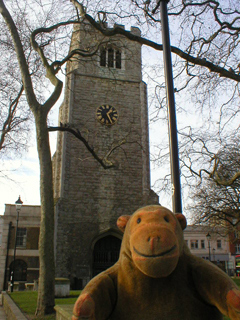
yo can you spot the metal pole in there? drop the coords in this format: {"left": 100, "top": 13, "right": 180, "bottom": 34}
{"left": 3, "top": 221, "right": 12, "bottom": 291}
{"left": 10, "top": 209, "right": 20, "bottom": 292}
{"left": 160, "top": 0, "right": 182, "bottom": 213}
{"left": 208, "top": 240, "right": 211, "bottom": 261}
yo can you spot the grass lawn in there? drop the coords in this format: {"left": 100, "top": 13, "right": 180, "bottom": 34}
{"left": 9, "top": 290, "right": 81, "bottom": 319}
{"left": 9, "top": 279, "right": 240, "bottom": 319}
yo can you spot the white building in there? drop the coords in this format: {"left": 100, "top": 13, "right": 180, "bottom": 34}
{"left": 184, "top": 225, "right": 234, "bottom": 275}
{"left": 0, "top": 204, "right": 41, "bottom": 291}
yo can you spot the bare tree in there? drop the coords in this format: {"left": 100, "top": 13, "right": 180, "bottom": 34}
{"left": 0, "top": 86, "right": 29, "bottom": 155}
{"left": 0, "top": 0, "right": 84, "bottom": 315}
{"left": 0, "top": 0, "right": 64, "bottom": 313}
{"left": 125, "top": 0, "right": 240, "bottom": 209}
{"left": 0, "top": 20, "right": 32, "bottom": 159}
{"left": 1, "top": 0, "right": 239, "bottom": 315}
{"left": 186, "top": 134, "right": 240, "bottom": 233}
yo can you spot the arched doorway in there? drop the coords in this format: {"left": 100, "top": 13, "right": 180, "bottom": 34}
{"left": 93, "top": 235, "right": 121, "bottom": 277}
{"left": 9, "top": 259, "right": 27, "bottom": 281}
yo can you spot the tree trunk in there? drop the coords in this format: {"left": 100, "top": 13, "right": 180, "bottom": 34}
{"left": 34, "top": 109, "right": 55, "bottom": 315}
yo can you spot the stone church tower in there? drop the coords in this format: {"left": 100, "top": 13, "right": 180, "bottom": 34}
{"left": 53, "top": 20, "right": 158, "bottom": 288}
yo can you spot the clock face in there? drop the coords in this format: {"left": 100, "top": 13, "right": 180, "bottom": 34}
{"left": 96, "top": 105, "right": 118, "bottom": 126}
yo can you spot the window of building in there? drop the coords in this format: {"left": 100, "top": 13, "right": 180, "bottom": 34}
{"left": 190, "top": 240, "right": 198, "bottom": 249}
{"left": 234, "top": 230, "right": 239, "bottom": 239}
{"left": 16, "top": 228, "right": 27, "bottom": 248}
{"left": 185, "top": 240, "right": 188, "bottom": 247}
{"left": 201, "top": 240, "right": 205, "bottom": 249}
{"left": 100, "top": 47, "right": 122, "bottom": 69}
{"left": 217, "top": 239, "right": 222, "bottom": 249}
{"left": 235, "top": 244, "right": 240, "bottom": 254}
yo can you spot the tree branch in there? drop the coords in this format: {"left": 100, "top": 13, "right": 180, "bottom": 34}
{"left": 213, "top": 170, "right": 240, "bottom": 186}
{"left": 71, "top": 1, "right": 240, "bottom": 82}
{"left": 0, "top": 85, "right": 25, "bottom": 151}
{"left": 30, "top": 23, "right": 65, "bottom": 115}
{"left": 0, "top": 0, "right": 38, "bottom": 110}
{"left": 48, "top": 125, "right": 115, "bottom": 169}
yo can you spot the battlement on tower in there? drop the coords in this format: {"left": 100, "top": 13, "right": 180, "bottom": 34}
{"left": 68, "top": 20, "right": 142, "bottom": 82}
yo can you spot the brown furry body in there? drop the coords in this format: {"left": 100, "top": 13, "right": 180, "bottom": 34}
{"left": 108, "top": 257, "right": 223, "bottom": 319}
{"left": 72, "top": 206, "right": 240, "bottom": 320}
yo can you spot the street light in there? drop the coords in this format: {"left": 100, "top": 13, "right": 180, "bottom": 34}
{"left": 206, "top": 232, "right": 211, "bottom": 261}
{"left": 10, "top": 196, "right": 23, "bottom": 292}
{"left": 213, "top": 248, "right": 216, "bottom": 262}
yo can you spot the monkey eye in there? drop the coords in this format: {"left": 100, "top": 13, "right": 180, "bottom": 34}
{"left": 164, "top": 216, "right": 170, "bottom": 223}
{"left": 137, "top": 218, "right": 141, "bottom": 224}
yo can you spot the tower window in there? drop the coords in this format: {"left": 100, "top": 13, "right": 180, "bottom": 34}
{"left": 108, "top": 48, "right": 114, "bottom": 68}
{"left": 99, "top": 47, "right": 122, "bottom": 69}
{"left": 116, "top": 50, "right": 121, "bottom": 69}
{"left": 100, "top": 48, "right": 106, "bottom": 67}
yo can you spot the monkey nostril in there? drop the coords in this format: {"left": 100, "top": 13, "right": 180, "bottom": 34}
{"left": 148, "top": 237, "right": 151, "bottom": 242}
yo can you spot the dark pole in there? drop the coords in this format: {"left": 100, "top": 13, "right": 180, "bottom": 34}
{"left": 160, "top": 0, "right": 182, "bottom": 213}
{"left": 3, "top": 221, "right": 12, "bottom": 291}
{"left": 10, "top": 210, "right": 19, "bottom": 292}
{"left": 10, "top": 196, "right": 23, "bottom": 292}
{"left": 208, "top": 241, "right": 211, "bottom": 261}
{"left": 206, "top": 232, "right": 211, "bottom": 261}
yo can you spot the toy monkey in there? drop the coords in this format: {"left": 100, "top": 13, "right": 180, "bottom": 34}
{"left": 72, "top": 205, "right": 240, "bottom": 320}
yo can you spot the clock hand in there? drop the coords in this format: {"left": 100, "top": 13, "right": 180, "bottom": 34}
{"left": 107, "top": 112, "right": 113, "bottom": 123}
{"left": 106, "top": 109, "right": 113, "bottom": 123}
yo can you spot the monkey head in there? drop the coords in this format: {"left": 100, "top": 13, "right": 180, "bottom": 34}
{"left": 117, "top": 205, "right": 187, "bottom": 278}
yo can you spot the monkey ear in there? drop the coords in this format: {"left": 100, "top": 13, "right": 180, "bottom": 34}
{"left": 175, "top": 213, "right": 187, "bottom": 230}
{"left": 117, "top": 215, "right": 131, "bottom": 233}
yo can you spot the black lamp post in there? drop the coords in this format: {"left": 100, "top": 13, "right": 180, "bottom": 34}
{"left": 10, "top": 196, "right": 23, "bottom": 292}
{"left": 206, "top": 232, "right": 211, "bottom": 261}
{"left": 213, "top": 248, "right": 215, "bottom": 262}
